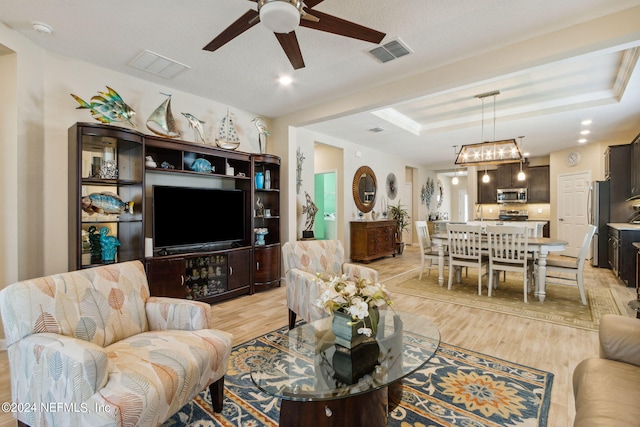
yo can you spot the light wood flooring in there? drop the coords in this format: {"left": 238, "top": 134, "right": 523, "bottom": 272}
{"left": 0, "top": 245, "right": 635, "bottom": 427}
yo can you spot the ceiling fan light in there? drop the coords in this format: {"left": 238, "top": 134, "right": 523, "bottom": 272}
{"left": 260, "top": 2, "right": 300, "bottom": 34}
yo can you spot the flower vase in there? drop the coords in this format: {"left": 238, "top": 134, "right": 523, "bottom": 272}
{"left": 264, "top": 170, "right": 271, "bottom": 189}
{"left": 332, "top": 307, "right": 379, "bottom": 349}
{"left": 255, "top": 172, "right": 264, "bottom": 189}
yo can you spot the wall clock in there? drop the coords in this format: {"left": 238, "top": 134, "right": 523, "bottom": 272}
{"left": 565, "top": 151, "right": 581, "bottom": 167}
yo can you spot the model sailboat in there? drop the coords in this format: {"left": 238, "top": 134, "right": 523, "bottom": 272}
{"left": 215, "top": 109, "right": 240, "bottom": 150}
{"left": 146, "top": 93, "right": 180, "bottom": 138}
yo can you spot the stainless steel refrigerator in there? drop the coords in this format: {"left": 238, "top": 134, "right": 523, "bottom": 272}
{"left": 588, "top": 181, "right": 610, "bottom": 267}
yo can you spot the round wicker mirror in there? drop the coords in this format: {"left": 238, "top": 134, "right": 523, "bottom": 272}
{"left": 352, "top": 166, "right": 377, "bottom": 213}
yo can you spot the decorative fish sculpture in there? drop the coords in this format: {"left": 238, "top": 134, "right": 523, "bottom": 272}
{"left": 181, "top": 112, "right": 206, "bottom": 143}
{"left": 190, "top": 158, "right": 213, "bottom": 173}
{"left": 82, "top": 192, "right": 134, "bottom": 215}
{"left": 70, "top": 86, "right": 136, "bottom": 127}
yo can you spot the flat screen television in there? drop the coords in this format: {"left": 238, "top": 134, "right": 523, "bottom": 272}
{"left": 153, "top": 185, "right": 245, "bottom": 252}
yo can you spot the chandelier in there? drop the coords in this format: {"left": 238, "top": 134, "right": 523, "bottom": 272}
{"left": 455, "top": 90, "right": 523, "bottom": 167}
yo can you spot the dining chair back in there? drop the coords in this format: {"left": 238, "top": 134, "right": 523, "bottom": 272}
{"left": 446, "top": 223, "right": 488, "bottom": 295}
{"left": 541, "top": 224, "right": 596, "bottom": 305}
{"left": 486, "top": 225, "right": 533, "bottom": 302}
{"left": 415, "top": 220, "right": 446, "bottom": 279}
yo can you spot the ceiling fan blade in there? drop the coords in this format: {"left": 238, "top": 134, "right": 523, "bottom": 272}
{"left": 304, "top": 0, "right": 325, "bottom": 8}
{"left": 275, "top": 32, "right": 305, "bottom": 70}
{"left": 203, "top": 9, "right": 260, "bottom": 52}
{"left": 299, "top": 9, "right": 385, "bottom": 44}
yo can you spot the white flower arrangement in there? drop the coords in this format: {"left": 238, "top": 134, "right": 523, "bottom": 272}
{"left": 316, "top": 274, "right": 392, "bottom": 337}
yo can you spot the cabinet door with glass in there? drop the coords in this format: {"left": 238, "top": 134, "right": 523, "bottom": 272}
{"left": 68, "top": 123, "right": 145, "bottom": 270}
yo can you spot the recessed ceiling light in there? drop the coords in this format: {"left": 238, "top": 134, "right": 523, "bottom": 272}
{"left": 580, "top": 130, "right": 590, "bottom": 135}
{"left": 32, "top": 21, "right": 53, "bottom": 35}
{"left": 581, "top": 120, "right": 592, "bottom": 125}
{"left": 578, "top": 138, "right": 587, "bottom": 143}
{"left": 523, "top": 152, "right": 530, "bottom": 157}
{"left": 278, "top": 75, "right": 293, "bottom": 86}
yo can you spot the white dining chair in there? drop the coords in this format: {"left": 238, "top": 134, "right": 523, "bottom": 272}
{"left": 415, "top": 220, "right": 447, "bottom": 279}
{"left": 486, "top": 225, "right": 533, "bottom": 302}
{"left": 538, "top": 224, "right": 596, "bottom": 305}
{"left": 446, "top": 223, "right": 488, "bottom": 295}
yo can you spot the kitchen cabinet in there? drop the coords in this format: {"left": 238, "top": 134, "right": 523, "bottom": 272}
{"left": 606, "top": 145, "right": 633, "bottom": 222}
{"left": 527, "top": 166, "right": 550, "bottom": 203}
{"left": 350, "top": 220, "right": 396, "bottom": 262}
{"left": 496, "top": 162, "right": 527, "bottom": 189}
{"left": 477, "top": 170, "right": 497, "bottom": 204}
{"left": 632, "top": 133, "right": 640, "bottom": 196}
{"left": 608, "top": 225, "right": 640, "bottom": 288}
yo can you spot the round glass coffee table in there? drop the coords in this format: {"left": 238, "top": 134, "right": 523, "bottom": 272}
{"left": 250, "top": 310, "right": 440, "bottom": 427}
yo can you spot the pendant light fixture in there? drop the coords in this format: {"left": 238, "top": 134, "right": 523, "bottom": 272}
{"left": 452, "top": 145, "right": 459, "bottom": 185}
{"left": 455, "top": 90, "right": 523, "bottom": 167}
{"left": 517, "top": 136, "right": 526, "bottom": 181}
{"left": 481, "top": 96, "right": 490, "bottom": 183}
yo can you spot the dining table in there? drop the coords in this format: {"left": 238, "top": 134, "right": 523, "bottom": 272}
{"left": 431, "top": 232, "right": 568, "bottom": 302}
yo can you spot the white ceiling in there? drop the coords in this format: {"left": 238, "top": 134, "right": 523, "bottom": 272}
{"left": 3, "top": 0, "right": 640, "bottom": 167}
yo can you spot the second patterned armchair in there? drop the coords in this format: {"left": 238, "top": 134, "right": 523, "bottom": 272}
{"left": 282, "top": 240, "right": 378, "bottom": 329}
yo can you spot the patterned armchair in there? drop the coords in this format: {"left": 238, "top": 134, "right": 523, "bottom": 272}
{"left": 0, "top": 261, "right": 232, "bottom": 427}
{"left": 282, "top": 240, "right": 378, "bottom": 329}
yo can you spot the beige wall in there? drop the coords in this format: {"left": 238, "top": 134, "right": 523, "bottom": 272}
{"left": 294, "top": 127, "right": 431, "bottom": 257}
{"left": 0, "top": 24, "right": 270, "bottom": 282}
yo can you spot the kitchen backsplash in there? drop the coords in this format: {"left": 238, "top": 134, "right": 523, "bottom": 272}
{"left": 475, "top": 203, "right": 550, "bottom": 220}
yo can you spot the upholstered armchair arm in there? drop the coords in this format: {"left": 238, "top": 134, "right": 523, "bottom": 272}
{"left": 146, "top": 297, "right": 212, "bottom": 331}
{"left": 342, "top": 263, "right": 379, "bottom": 283}
{"left": 9, "top": 333, "right": 109, "bottom": 403}
{"left": 599, "top": 314, "right": 640, "bottom": 366}
{"left": 286, "top": 269, "right": 328, "bottom": 324}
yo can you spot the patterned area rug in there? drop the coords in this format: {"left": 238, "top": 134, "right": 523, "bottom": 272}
{"left": 164, "top": 325, "right": 553, "bottom": 427}
{"left": 384, "top": 270, "right": 620, "bottom": 331}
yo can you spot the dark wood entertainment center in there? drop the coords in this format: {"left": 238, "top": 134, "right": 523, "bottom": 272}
{"left": 69, "top": 122, "right": 281, "bottom": 304}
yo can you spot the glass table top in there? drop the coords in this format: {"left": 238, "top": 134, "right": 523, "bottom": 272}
{"left": 250, "top": 310, "right": 440, "bottom": 401}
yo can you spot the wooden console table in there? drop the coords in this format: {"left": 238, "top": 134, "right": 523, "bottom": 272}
{"left": 350, "top": 220, "right": 396, "bottom": 263}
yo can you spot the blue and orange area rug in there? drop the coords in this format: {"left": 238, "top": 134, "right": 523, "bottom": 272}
{"left": 164, "top": 326, "right": 553, "bottom": 427}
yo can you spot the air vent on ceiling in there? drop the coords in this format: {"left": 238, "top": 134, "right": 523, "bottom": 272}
{"left": 368, "top": 127, "right": 386, "bottom": 133}
{"left": 367, "top": 38, "right": 412, "bottom": 63}
{"left": 130, "top": 50, "right": 190, "bottom": 79}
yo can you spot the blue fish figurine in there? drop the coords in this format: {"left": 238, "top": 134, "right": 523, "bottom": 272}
{"left": 82, "top": 192, "right": 134, "bottom": 215}
{"left": 71, "top": 86, "right": 136, "bottom": 127}
{"left": 190, "top": 158, "right": 213, "bottom": 173}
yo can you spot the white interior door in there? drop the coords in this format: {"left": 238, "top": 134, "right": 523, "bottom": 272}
{"left": 557, "top": 171, "right": 591, "bottom": 257}
{"left": 458, "top": 189, "right": 468, "bottom": 222}
{"left": 403, "top": 182, "right": 413, "bottom": 244}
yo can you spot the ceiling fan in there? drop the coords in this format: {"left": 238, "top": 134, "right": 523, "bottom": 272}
{"left": 203, "top": 0, "right": 386, "bottom": 70}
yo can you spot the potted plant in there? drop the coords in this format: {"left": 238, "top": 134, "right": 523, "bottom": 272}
{"left": 389, "top": 200, "right": 410, "bottom": 254}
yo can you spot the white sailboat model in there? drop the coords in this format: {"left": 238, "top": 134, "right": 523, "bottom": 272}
{"left": 215, "top": 109, "right": 240, "bottom": 150}
{"left": 146, "top": 93, "right": 180, "bottom": 138}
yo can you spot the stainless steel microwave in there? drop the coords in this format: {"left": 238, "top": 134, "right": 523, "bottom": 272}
{"left": 497, "top": 188, "right": 527, "bottom": 203}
